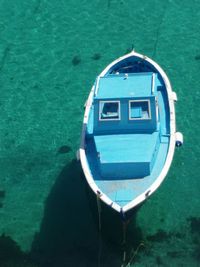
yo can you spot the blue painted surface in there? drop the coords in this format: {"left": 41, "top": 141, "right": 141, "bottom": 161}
{"left": 86, "top": 140, "right": 169, "bottom": 206}
{"left": 157, "top": 89, "right": 170, "bottom": 135}
{"left": 105, "top": 56, "right": 156, "bottom": 75}
{"left": 130, "top": 101, "right": 150, "bottom": 119}
{"left": 87, "top": 105, "right": 94, "bottom": 136}
{"left": 95, "top": 73, "right": 153, "bottom": 99}
{"left": 85, "top": 56, "right": 170, "bottom": 208}
{"left": 94, "top": 133, "right": 159, "bottom": 163}
{"left": 93, "top": 96, "right": 157, "bottom": 135}
{"left": 94, "top": 133, "right": 159, "bottom": 178}
{"left": 130, "top": 104, "right": 142, "bottom": 118}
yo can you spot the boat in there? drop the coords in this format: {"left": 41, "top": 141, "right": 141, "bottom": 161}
{"left": 79, "top": 51, "right": 183, "bottom": 219}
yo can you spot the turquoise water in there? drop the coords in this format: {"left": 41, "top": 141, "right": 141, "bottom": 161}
{"left": 0, "top": 0, "right": 200, "bottom": 266}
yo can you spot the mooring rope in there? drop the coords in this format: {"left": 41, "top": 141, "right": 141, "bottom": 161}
{"left": 95, "top": 198, "right": 145, "bottom": 267}
{"left": 98, "top": 232, "right": 102, "bottom": 267}
{"left": 125, "top": 242, "right": 145, "bottom": 267}
{"left": 120, "top": 209, "right": 145, "bottom": 267}
{"left": 121, "top": 219, "right": 129, "bottom": 267}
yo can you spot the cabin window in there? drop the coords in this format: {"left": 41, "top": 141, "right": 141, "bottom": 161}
{"left": 129, "top": 100, "right": 151, "bottom": 120}
{"left": 99, "top": 101, "right": 120, "bottom": 121}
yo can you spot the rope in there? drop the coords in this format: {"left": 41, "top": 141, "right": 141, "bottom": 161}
{"left": 121, "top": 220, "right": 129, "bottom": 267}
{"left": 98, "top": 233, "right": 102, "bottom": 267}
{"left": 125, "top": 242, "right": 145, "bottom": 267}
{"left": 120, "top": 213, "right": 145, "bottom": 267}
{"left": 122, "top": 221, "right": 127, "bottom": 244}
{"left": 121, "top": 250, "right": 127, "bottom": 267}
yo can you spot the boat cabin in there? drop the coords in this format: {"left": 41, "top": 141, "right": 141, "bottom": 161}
{"left": 87, "top": 73, "right": 160, "bottom": 179}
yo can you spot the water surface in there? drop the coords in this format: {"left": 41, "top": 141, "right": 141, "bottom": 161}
{"left": 0, "top": 0, "right": 199, "bottom": 266}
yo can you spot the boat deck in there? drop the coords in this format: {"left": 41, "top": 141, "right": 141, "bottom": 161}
{"left": 86, "top": 138, "right": 169, "bottom": 207}
{"left": 94, "top": 132, "right": 159, "bottom": 178}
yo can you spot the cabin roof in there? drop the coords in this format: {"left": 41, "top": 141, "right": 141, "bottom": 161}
{"left": 95, "top": 72, "right": 153, "bottom": 99}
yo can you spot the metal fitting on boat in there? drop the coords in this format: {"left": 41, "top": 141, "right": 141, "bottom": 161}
{"left": 97, "top": 190, "right": 102, "bottom": 196}
{"left": 120, "top": 208, "right": 126, "bottom": 221}
{"left": 171, "top": 92, "right": 178, "bottom": 102}
{"left": 145, "top": 190, "right": 151, "bottom": 198}
{"left": 175, "top": 132, "right": 183, "bottom": 147}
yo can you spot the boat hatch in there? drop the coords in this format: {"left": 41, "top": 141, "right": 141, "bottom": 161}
{"left": 129, "top": 100, "right": 151, "bottom": 120}
{"left": 99, "top": 101, "right": 120, "bottom": 121}
{"left": 92, "top": 96, "right": 157, "bottom": 135}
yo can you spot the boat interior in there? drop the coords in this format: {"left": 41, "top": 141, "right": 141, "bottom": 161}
{"left": 85, "top": 60, "right": 170, "bottom": 207}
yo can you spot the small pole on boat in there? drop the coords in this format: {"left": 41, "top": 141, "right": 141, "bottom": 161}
{"left": 96, "top": 190, "right": 102, "bottom": 232}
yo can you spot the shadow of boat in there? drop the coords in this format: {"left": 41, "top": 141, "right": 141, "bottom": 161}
{"left": 30, "top": 159, "right": 143, "bottom": 267}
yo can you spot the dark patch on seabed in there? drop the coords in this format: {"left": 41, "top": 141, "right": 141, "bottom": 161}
{"left": 187, "top": 217, "right": 200, "bottom": 261}
{"left": 194, "top": 54, "right": 200, "bottom": 60}
{"left": 0, "top": 234, "right": 36, "bottom": 267}
{"left": 0, "top": 190, "right": 5, "bottom": 208}
{"left": 155, "top": 255, "right": 164, "bottom": 265}
{"left": 0, "top": 190, "right": 5, "bottom": 198}
{"left": 0, "top": 45, "right": 10, "bottom": 71}
{"left": 147, "top": 229, "right": 172, "bottom": 243}
{"left": 57, "top": 145, "right": 72, "bottom": 154}
{"left": 167, "top": 250, "right": 184, "bottom": 259}
{"left": 33, "top": 0, "right": 42, "bottom": 14}
{"left": 72, "top": 55, "right": 81, "bottom": 66}
{"left": 188, "top": 217, "right": 200, "bottom": 234}
{"left": 91, "top": 53, "right": 101, "bottom": 61}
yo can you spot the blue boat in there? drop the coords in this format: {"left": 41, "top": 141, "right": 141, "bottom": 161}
{"left": 79, "top": 51, "right": 183, "bottom": 218}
